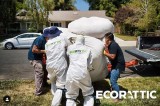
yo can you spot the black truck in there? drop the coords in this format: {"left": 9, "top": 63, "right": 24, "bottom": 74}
{"left": 125, "top": 36, "right": 160, "bottom": 68}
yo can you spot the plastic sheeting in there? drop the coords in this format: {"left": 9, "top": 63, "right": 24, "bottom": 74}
{"left": 68, "top": 17, "right": 114, "bottom": 39}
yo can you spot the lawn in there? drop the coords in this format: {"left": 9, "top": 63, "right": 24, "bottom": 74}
{"left": 0, "top": 77, "right": 160, "bottom": 106}
{"left": 114, "top": 33, "right": 137, "bottom": 41}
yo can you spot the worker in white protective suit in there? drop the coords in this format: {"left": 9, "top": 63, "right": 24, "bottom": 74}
{"left": 45, "top": 26, "right": 68, "bottom": 106}
{"left": 66, "top": 35, "right": 94, "bottom": 106}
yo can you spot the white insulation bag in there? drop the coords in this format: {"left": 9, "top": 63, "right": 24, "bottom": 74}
{"left": 68, "top": 17, "right": 114, "bottom": 38}
{"left": 84, "top": 36, "right": 108, "bottom": 82}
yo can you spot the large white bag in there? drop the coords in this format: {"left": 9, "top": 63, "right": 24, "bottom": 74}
{"left": 58, "top": 28, "right": 108, "bottom": 82}
{"left": 68, "top": 17, "right": 114, "bottom": 39}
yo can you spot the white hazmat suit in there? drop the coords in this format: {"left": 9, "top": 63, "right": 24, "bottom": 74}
{"left": 45, "top": 35, "right": 68, "bottom": 106}
{"left": 66, "top": 36, "right": 94, "bottom": 106}
{"left": 58, "top": 27, "right": 109, "bottom": 82}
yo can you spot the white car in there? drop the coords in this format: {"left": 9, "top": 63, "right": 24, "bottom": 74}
{"left": 1, "top": 33, "right": 41, "bottom": 49}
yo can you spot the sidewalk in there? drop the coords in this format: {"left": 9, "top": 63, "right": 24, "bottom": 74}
{"left": 115, "top": 37, "right": 136, "bottom": 47}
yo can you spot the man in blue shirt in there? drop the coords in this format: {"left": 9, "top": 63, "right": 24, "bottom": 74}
{"left": 28, "top": 28, "right": 49, "bottom": 96}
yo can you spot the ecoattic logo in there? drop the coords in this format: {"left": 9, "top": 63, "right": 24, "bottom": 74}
{"left": 96, "top": 90, "right": 157, "bottom": 99}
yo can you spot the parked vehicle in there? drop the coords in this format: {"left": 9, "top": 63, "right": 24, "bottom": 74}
{"left": 125, "top": 36, "right": 160, "bottom": 68}
{"left": 0, "top": 33, "right": 41, "bottom": 49}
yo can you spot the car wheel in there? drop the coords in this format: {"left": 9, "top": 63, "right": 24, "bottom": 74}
{"left": 5, "top": 42, "right": 14, "bottom": 49}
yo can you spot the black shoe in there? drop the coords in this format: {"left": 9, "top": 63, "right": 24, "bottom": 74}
{"left": 61, "top": 89, "right": 67, "bottom": 102}
{"left": 43, "top": 83, "right": 50, "bottom": 87}
{"left": 61, "top": 89, "right": 67, "bottom": 105}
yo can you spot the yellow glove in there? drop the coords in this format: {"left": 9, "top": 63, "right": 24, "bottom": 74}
{"left": 103, "top": 50, "right": 109, "bottom": 55}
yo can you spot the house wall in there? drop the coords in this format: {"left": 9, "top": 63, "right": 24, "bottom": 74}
{"left": 61, "top": 21, "right": 66, "bottom": 27}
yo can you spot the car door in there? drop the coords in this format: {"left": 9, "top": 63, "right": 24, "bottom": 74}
{"left": 16, "top": 34, "right": 31, "bottom": 46}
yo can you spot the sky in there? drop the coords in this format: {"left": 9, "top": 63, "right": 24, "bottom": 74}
{"left": 74, "top": 0, "right": 89, "bottom": 11}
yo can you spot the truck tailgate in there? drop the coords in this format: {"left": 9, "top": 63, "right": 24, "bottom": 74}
{"left": 125, "top": 48, "right": 160, "bottom": 62}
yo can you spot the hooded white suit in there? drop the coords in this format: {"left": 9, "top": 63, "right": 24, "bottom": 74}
{"left": 45, "top": 35, "right": 68, "bottom": 106}
{"left": 66, "top": 36, "right": 94, "bottom": 106}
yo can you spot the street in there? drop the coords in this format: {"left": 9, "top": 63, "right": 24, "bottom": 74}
{"left": 0, "top": 48, "right": 33, "bottom": 80}
{"left": 0, "top": 47, "right": 159, "bottom": 80}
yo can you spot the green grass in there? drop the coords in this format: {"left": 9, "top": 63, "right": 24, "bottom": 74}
{"left": 0, "top": 77, "right": 160, "bottom": 106}
{"left": 0, "top": 80, "right": 52, "bottom": 106}
{"left": 114, "top": 33, "right": 137, "bottom": 41}
{"left": 100, "top": 77, "right": 160, "bottom": 106}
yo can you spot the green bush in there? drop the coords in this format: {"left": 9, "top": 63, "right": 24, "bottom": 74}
{"left": 134, "top": 30, "right": 142, "bottom": 37}
{"left": 28, "top": 27, "right": 36, "bottom": 32}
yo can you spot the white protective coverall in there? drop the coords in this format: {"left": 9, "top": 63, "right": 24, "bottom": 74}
{"left": 45, "top": 35, "right": 68, "bottom": 106}
{"left": 66, "top": 36, "right": 94, "bottom": 106}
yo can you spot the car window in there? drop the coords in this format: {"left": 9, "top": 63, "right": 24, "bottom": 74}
{"left": 17, "top": 34, "right": 33, "bottom": 38}
{"left": 33, "top": 34, "right": 40, "bottom": 37}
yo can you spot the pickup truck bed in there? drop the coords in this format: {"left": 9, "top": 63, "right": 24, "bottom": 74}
{"left": 125, "top": 36, "right": 160, "bottom": 67}
{"left": 125, "top": 48, "right": 160, "bottom": 62}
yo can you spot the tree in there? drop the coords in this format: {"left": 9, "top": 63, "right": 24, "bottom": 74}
{"left": 154, "top": 0, "right": 160, "bottom": 30}
{"left": 108, "top": 0, "right": 131, "bottom": 9}
{"left": 0, "top": 0, "right": 16, "bottom": 34}
{"left": 127, "top": 0, "right": 160, "bottom": 33}
{"left": 54, "top": 0, "right": 76, "bottom": 10}
{"left": 84, "top": 0, "right": 130, "bottom": 17}
{"left": 24, "top": 0, "right": 54, "bottom": 32}
{"left": 99, "top": 0, "right": 117, "bottom": 17}
{"left": 114, "top": 7, "right": 134, "bottom": 34}
{"left": 16, "top": 0, "right": 26, "bottom": 12}
{"left": 84, "top": 0, "right": 116, "bottom": 16}
{"left": 22, "top": 0, "right": 76, "bottom": 32}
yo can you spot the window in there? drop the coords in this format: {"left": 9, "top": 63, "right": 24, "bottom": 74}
{"left": 26, "top": 22, "right": 31, "bottom": 30}
{"left": 18, "top": 34, "right": 32, "bottom": 38}
{"left": 33, "top": 34, "right": 40, "bottom": 37}
{"left": 50, "top": 22, "right": 61, "bottom": 27}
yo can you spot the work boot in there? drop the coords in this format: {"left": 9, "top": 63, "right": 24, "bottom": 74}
{"left": 66, "top": 99, "right": 76, "bottom": 106}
